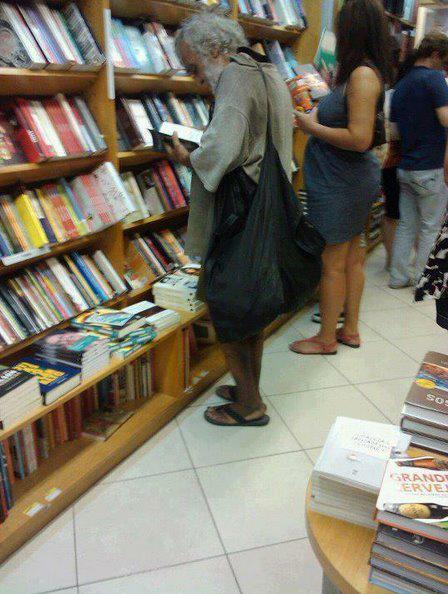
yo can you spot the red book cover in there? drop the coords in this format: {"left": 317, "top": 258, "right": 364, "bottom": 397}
{"left": 155, "top": 161, "right": 187, "bottom": 208}
{"left": 15, "top": 98, "right": 55, "bottom": 158}
{"left": 0, "top": 111, "right": 25, "bottom": 166}
{"left": 43, "top": 98, "right": 83, "bottom": 155}
{"left": 3, "top": 440, "right": 15, "bottom": 486}
{"left": 151, "top": 167, "right": 173, "bottom": 211}
{"left": 43, "top": 183, "right": 79, "bottom": 239}
{"left": 78, "top": 174, "right": 112, "bottom": 225}
{"left": 68, "top": 99, "right": 95, "bottom": 154}
{"left": 15, "top": 126, "right": 45, "bottom": 163}
{"left": 145, "top": 237, "right": 171, "bottom": 271}
{"left": 59, "top": 406, "right": 69, "bottom": 443}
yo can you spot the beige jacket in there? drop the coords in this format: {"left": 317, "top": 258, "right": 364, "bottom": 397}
{"left": 187, "top": 50, "right": 294, "bottom": 259}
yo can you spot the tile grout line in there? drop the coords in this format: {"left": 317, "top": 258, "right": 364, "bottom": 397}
{"left": 175, "top": 417, "right": 244, "bottom": 594}
{"left": 72, "top": 506, "right": 80, "bottom": 590}
{"left": 265, "top": 395, "right": 307, "bottom": 452}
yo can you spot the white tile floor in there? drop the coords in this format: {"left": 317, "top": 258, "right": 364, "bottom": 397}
{"left": 1, "top": 245, "right": 446, "bottom": 594}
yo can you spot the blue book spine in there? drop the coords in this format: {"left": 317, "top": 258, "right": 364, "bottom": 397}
{"left": 70, "top": 252, "right": 109, "bottom": 302}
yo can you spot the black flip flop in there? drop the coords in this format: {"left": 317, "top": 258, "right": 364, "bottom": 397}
{"left": 204, "top": 403, "right": 270, "bottom": 427}
{"left": 215, "top": 385, "right": 237, "bottom": 402}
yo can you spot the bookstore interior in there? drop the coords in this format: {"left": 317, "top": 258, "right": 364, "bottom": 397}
{"left": 0, "top": 0, "right": 447, "bottom": 593}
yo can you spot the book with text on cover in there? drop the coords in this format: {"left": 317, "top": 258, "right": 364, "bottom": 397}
{"left": 376, "top": 451, "right": 448, "bottom": 543}
{"left": 13, "top": 356, "right": 80, "bottom": 405}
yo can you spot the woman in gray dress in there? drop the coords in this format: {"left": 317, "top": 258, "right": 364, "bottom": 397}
{"left": 290, "top": 0, "right": 390, "bottom": 355}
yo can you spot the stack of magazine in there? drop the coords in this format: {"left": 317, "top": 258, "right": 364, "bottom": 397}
{"left": 311, "top": 417, "right": 410, "bottom": 528}
{"left": 124, "top": 301, "right": 181, "bottom": 333}
{"left": 153, "top": 265, "right": 203, "bottom": 313}
{"left": 400, "top": 351, "right": 448, "bottom": 454}
{"left": 370, "top": 450, "right": 448, "bottom": 593}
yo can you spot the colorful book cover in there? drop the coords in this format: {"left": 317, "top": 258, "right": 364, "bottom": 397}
{"left": 13, "top": 356, "right": 80, "bottom": 397}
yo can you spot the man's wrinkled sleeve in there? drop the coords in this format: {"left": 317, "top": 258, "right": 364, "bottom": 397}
{"left": 190, "top": 105, "right": 249, "bottom": 193}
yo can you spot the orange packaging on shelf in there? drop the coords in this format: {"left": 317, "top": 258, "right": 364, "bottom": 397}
{"left": 287, "top": 76, "right": 313, "bottom": 113}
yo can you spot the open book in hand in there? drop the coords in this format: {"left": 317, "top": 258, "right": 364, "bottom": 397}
{"left": 155, "top": 122, "right": 203, "bottom": 150}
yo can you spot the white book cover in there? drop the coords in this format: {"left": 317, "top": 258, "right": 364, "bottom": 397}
{"left": 158, "top": 122, "right": 203, "bottom": 146}
{"left": 314, "top": 417, "right": 410, "bottom": 493}
{"left": 92, "top": 162, "right": 137, "bottom": 221}
{"left": 93, "top": 250, "right": 127, "bottom": 294}
{"left": 126, "top": 99, "right": 154, "bottom": 147}
{"left": 377, "top": 455, "right": 448, "bottom": 527}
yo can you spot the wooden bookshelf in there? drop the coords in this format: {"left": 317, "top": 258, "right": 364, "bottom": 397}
{"left": 385, "top": 10, "right": 415, "bottom": 28}
{"left": 118, "top": 149, "right": 166, "bottom": 168}
{"left": 123, "top": 206, "right": 189, "bottom": 232}
{"left": 0, "top": 154, "right": 105, "bottom": 188}
{"left": 0, "top": 68, "right": 98, "bottom": 96}
{"left": 115, "top": 72, "right": 208, "bottom": 94}
{"left": 238, "top": 16, "right": 304, "bottom": 41}
{"left": 0, "top": 0, "right": 324, "bottom": 565}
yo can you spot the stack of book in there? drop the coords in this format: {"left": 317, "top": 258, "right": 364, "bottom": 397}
{"left": 116, "top": 93, "right": 209, "bottom": 152}
{"left": 33, "top": 329, "right": 110, "bottom": 381}
{"left": 0, "top": 1, "right": 104, "bottom": 70}
{"left": 0, "top": 366, "right": 41, "bottom": 430}
{"left": 400, "top": 351, "right": 448, "bottom": 455}
{"left": 0, "top": 162, "right": 137, "bottom": 262}
{"left": 13, "top": 355, "right": 80, "bottom": 406}
{"left": 311, "top": 417, "right": 410, "bottom": 528}
{"left": 0, "top": 94, "right": 106, "bottom": 165}
{"left": 111, "top": 18, "right": 184, "bottom": 74}
{"left": 153, "top": 265, "right": 203, "bottom": 313}
{"left": 237, "top": 0, "right": 307, "bottom": 28}
{"left": 0, "top": 249, "right": 127, "bottom": 350}
{"left": 370, "top": 450, "right": 448, "bottom": 593}
{"left": 125, "top": 227, "right": 191, "bottom": 289}
{"left": 120, "top": 160, "right": 190, "bottom": 224}
{"left": 124, "top": 300, "right": 181, "bottom": 332}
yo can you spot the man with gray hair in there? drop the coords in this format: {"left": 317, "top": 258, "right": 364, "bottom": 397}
{"left": 169, "top": 10, "right": 293, "bottom": 427}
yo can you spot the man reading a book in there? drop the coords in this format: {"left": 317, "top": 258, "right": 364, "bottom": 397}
{"left": 168, "top": 11, "right": 293, "bottom": 427}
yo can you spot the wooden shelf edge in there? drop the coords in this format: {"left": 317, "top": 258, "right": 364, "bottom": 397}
{"left": 0, "top": 230, "right": 108, "bottom": 277}
{"left": 123, "top": 207, "right": 189, "bottom": 232}
{"left": 115, "top": 72, "right": 209, "bottom": 95}
{"left": 0, "top": 154, "right": 104, "bottom": 188}
{"left": 385, "top": 10, "right": 416, "bottom": 28}
{"left": 118, "top": 150, "right": 166, "bottom": 168}
{"left": 0, "top": 68, "right": 99, "bottom": 96}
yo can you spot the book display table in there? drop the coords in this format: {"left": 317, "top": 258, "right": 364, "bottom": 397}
{"left": 306, "top": 488, "right": 385, "bottom": 594}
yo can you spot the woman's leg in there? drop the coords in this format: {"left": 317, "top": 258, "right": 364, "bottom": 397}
{"left": 343, "top": 235, "right": 366, "bottom": 336}
{"left": 318, "top": 242, "right": 351, "bottom": 344}
{"left": 290, "top": 242, "right": 350, "bottom": 354}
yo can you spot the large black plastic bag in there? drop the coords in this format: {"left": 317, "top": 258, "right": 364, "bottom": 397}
{"left": 204, "top": 126, "right": 324, "bottom": 343}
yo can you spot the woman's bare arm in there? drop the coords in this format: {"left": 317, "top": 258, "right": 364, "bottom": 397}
{"left": 295, "top": 66, "right": 382, "bottom": 152}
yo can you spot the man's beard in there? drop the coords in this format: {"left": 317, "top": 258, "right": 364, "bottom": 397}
{"left": 203, "top": 60, "right": 224, "bottom": 92}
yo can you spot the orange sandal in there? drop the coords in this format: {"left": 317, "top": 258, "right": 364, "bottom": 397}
{"left": 289, "top": 336, "right": 338, "bottom": 355}
{"left": 336, "top": 328, "right": 361, "bottom": 349}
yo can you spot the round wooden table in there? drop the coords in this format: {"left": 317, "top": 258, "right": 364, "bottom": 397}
{"left": 306, "top": 489, "right": 387, "bottom": 594}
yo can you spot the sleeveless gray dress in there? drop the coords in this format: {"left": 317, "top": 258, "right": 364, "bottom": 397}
{"left": 303, "top": 85, "right": 381, "bottom": 245}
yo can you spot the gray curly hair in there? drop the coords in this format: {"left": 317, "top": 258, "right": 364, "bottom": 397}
{"left": 175, "top": 11, "right": 248, "bottom": 59}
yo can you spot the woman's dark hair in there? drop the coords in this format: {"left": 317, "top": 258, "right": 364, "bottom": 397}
{"left": 336, "top": 0, "right": 391, "bottom": 85}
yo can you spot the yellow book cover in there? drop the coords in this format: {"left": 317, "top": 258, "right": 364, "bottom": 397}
{"left": 14, "top": 191, "right": 48, "bottom": 248}
{"left": 0, "top": 195, "right": 31, "bottom": 251}
{"left": 35, "top": 188, "right": 66, "bottom": 243}
{"left": 58, "top": 183, "right": 88, "bottom": 236}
